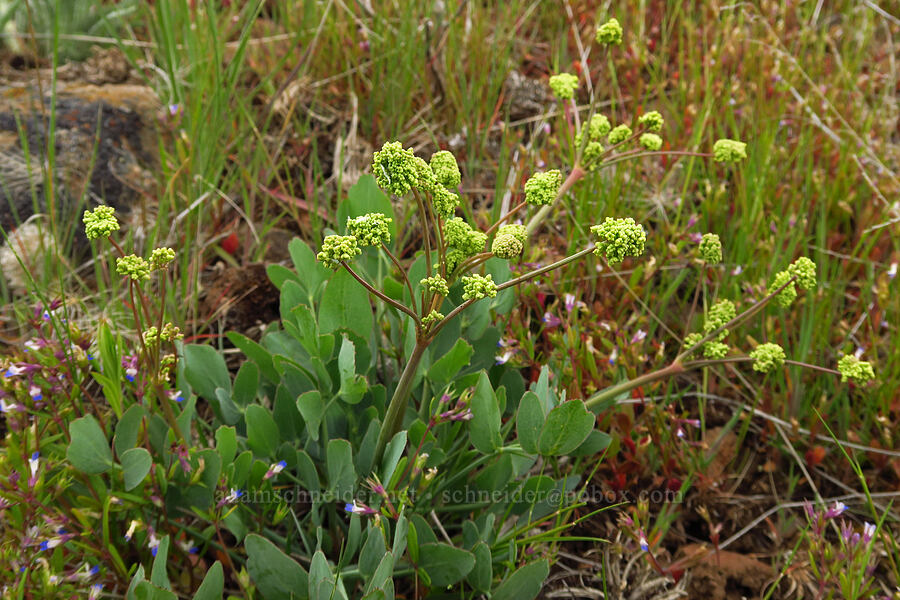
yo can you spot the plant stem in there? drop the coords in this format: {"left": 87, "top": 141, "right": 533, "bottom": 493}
{"left": 675, "top": 273, "right": 798, "bottom": 363}
{"left": 412, "top": 189, "right": 433, "bottom": 278}
{"left": 341, "top": 262, "right": 422, "bottom": 327}
{"left": 497, "top": 246, "right": 596, "bottom": 291}
{"left": 375, "top": 340, "right": 429, "bottom": 463}
{"left": 585, "top": 362, "right": 686, "bottom": 409}
{"left": 601, "top": 150, "right": 713, "bottom": 168}
{"left": 428, "top": 246, "right": 596, "bottom": 341}
{"left": 381, "top": 243, "right": 417, "bottom": 313}
{"left": 485, "top": 200, "right": 528, "bottom": 237}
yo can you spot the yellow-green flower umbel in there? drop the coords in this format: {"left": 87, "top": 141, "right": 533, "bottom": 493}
{"left": 431, "top": 186, "right": 460, "bottom": 219}
{"left": 750, "top": 343, "right": 786, "bottom": 373}
{"left": 698, "top": 233, "right": 723, "bottom": 264}
{"left": 591, "top": 217, "right": 646, "bottom": 264}
{"left": 373, "top": 141, "right": 418, "bottom": 196}
{"left": 596, "top": 18, "right": 623, "bottom": 45}
{"left": 549, "top": 73, "right": 579, "bottom": 100}
{"left": 116, "top": 255, "right": 151, "bottom": 281}
{"left": 430, "top": 150, "right": 461, "bottom": 188}
{"left": 769, "top": 270, "right": 797, "bottom": 308}
{"left": 347, "top": 213, "right": 392, "bottom": 247}
{"left": 639, "top": 133, "right": 662, "bottom": 151}
{"left": 497, "top": 224, "right": 527, "bottom": 245}
{"left": 422, "top": 310, "right": 444, "bottom": 326}
{"left": 637, "top": 111, "right": 664, "bottom": 132}
{"left": 788, "top": 257, "right": 817, "bottom": 290}
{"left": 608, "top": 124, "right": 633, "bottom": 145}
{"left": 420, "top": 275, "right": 449, "bottom": 297}
{"left": 444, "top": 217, "right": 487, "bottom": 256}
{"left": 83, "top": 205, "right": 120, "bottom": 240}
{"left": 317, "top": 235, "right": 361, "bottom": 269}
{"left": 461, "top": 274, "right": 498, "bottom": 301}
{"left": 491, "top": 233, "right": 523, "bottom": 260}
{"left": 149, "top": 247, "right": 176, "bottom": 270}
{"left": 703, "top": 341, "right": 729, "bottom": 359}
{"left": 524, "top": 170, "right": 562, "bottom": 206}
{"left": 713, "top": 139, "right": 747, "bottom": 163}
{"left": 576, "top": 114, "right": 612, "bottom": 150}
{"left": 704, "top": 299, "right": 736, "bottom": 341}
{"left": 837, "top": 354, "right": 875, "bottom": 384}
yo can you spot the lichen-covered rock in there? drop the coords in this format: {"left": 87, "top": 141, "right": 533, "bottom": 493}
{"left": 0, "top": 81, "right": 158, "bottom": 291}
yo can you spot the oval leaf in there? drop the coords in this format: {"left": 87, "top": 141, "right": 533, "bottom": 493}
{"left": 492, "top": 559, "right": 549, "bottom": 600}
{"left": 67, "top": 415, "right": 113, "bottom": 474}
{"left": 418, "top": 543, "right": 475, "bottom": 587}
{"left": 245, "top": 533, "right": 310, "bottom": 600}
{"left": 537, "top": 400, "right": 594, "bottom": 456}
{"left": 121, "top": 447, "right": 152, "bottom": 491}
{"left": 245, "top": 405, "right": 280, "bottom": 459}
{"left": 318, "top": 269, "right": 374, "bottom": 340}
{"left": 469, "top": 371, "right": 500, "bottom": 453}
{"left": 515, "top": 391, "right": 544, "bottom": 455}
{"left": 192, "top": 561, "right": 224, "bottom": 600}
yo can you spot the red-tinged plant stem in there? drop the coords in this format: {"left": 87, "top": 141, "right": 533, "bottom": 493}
{"left": 485, "top": 201, "right": 528, "bottom": 237}
{"left": 341, "top": 262, "right": 422, "bottom": 328}
{"left": 382, "top": 243, "right": 417, "bottom": 313}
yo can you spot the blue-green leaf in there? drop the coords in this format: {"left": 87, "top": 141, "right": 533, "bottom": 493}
{"left": 246, "top": 533, "right": 309, "bottom": 600}
{"left": 114, "top": 404, "right": 146, "bottom": 458}
{"left": 121, "top": 448, "right": 151, "bottom": 491}
{"left": 67, "top": 415, "right": 113, "bottom": 474}
{"left": 318, "top": 269, "right": 374, "bottom": 340}
{"left": 296, "top": 391, "right": 325, "bottom": 441}
{"left": 515, "top": 392, "right": 544, "bottom": 455}
{"left": 327, "top": 439, "right": 356, "bottom": 501}
{"left": 418, "top": 543, "right": 475, "bottom": 587}
{"left": 245, "top": 405, "right": 280, "bottom": 459}
{"left": 183, "top": 344, "right": 231, "bottom": 400}
{"left": 469, "top": 371, "right": 500, "bottom": 453}
{"left": 537, "top": 400, "right": 594, "bottom": 456}
{"left": 427, "top": 338, "right": 473, "bottom": 385}
{"left": 492, "top": 559, "right": 549, "bottom": 600}
{"left": 192, "top": 561, "right": 223, "bottom": 600}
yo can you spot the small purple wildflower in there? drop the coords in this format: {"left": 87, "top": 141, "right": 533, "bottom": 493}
{"left": 542, "top": 312, "right": 562, "bottom": 328}
{"left": 825, "top": 501, "right": 847, "bottom": 519}
{"left": 264, "top": 460, "right": 287, "bottom": 480}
